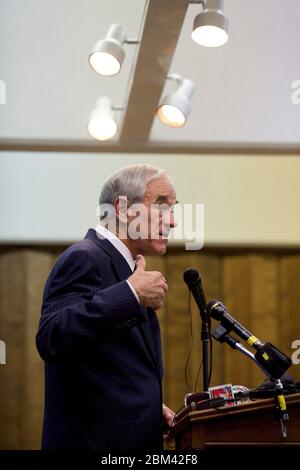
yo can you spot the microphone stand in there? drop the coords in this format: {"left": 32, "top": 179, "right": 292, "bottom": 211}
{"left": 216, "top": 330, "right": 271, "bottom": 378}
{"left": 201, "top": 314, "right": 211, "bottom": 392}
{"left": 183, "top": 268, "right": 211, "bottom": 392}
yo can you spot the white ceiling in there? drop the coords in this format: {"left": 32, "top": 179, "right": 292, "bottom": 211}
{"left": 1, "top": 0, "right": 300, "bottom": 146}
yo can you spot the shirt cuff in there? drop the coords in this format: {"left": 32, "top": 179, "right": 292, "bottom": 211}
{"left": 126, "top": 280, "right": 140, "bottom": 303}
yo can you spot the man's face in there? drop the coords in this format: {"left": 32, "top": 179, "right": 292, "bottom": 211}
{"left": 127, "top": 176, "right": 177, "bottom": 256}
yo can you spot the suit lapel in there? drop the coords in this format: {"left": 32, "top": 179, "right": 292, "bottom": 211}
{"left": 84, "top": 229, "right": 159, "bottom": 374}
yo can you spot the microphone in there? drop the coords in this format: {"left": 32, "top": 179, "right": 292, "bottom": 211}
{"left": 183, "top": 268, "right": 211, "bottom": 391}
{"left": 206, "top": 300, "right": 262, "bottom": 349}
{"left": 183, "top": 268, "right": 207, "bottom": 319}
{"left": 207, "top": 299, "right": 292, "bottom": 379}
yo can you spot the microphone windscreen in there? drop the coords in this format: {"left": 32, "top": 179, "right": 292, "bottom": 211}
{"left": 183, "top": 268, "right": 200, "bottom": 287}
{"left": 206, "top": 300, "right": 226, "bottom": 321}
{"left": 206, "top": 299, "right": 219, "bottom": 314}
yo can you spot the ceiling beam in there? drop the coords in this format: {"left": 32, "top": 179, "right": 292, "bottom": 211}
{"left": 1, "top": 139, "right": 300, "bottom": 155}
{"left": 119, "top": 0, "right": 190, "bottom": 142}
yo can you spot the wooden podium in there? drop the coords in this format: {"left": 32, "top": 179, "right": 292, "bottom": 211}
{"left": 173, "top": 393, "right": 300, "bottom": 449}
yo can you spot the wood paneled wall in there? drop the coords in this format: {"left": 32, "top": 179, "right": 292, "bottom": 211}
{"left": 0, "top": 246, "right": 300, "bottom": 449}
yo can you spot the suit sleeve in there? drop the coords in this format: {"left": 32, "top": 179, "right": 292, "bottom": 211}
{"left": 36, "top": 249, "right": 146, "bottom": 362}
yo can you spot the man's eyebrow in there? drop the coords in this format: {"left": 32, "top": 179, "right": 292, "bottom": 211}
{"left": 154, "top": 195, "right": 169, "bottom": 203}
{"left": 154, "top": 195, "right": 179, "bottom": 204}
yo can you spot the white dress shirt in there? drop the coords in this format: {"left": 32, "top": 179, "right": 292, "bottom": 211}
{"left": 95, "top": 223, "right": 139, "bottom": 302}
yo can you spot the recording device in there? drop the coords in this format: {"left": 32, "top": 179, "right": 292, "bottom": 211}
{"left": 184, "top": 391, "right": 210, "bottom": 407}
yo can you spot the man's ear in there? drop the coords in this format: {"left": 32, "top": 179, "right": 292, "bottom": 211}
{"left": 115, "top": 196, "right": 128, "bottom": 224}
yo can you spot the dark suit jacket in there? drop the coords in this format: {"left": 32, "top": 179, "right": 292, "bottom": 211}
{"left": 36, "top": 229, "right": 164, "bottom": 450}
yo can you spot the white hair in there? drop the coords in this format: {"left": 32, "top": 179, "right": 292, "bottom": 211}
{"left": 99, "top": 164, "right": 172, "bottom": 220}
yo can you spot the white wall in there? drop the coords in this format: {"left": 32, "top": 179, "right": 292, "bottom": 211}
{"left": 1, "top": 152, "right": 300, "bottom": 246}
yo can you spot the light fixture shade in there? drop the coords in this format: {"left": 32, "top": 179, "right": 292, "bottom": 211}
{"left": 89, "top": 40, "right": 125, "bottom": 76}
{"left": 157, "top": 104, "right": 186, "bottom": 128}
{"left": 192, "top": 0, "right": 229, "bottom": 47}
{"left": 89, "top": 24, "right": 126, "bottom": 76}
{"left": 88, "top": 97, "right": 117, "bottom": 141}
{"left": 157, "top": 79, "right": 195, "bottom": 128}
{"left": 192, "top": 10, "right": 228, "bottom": 47}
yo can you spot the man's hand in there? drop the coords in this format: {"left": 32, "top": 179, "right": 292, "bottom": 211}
{"left": 162, "top": 403, "right": 175, "bottom": 430}
{"left": 162, "top": 403, "right": 176, "bottom": 445}
{"left": 128, "top": 255, "right": 168, "bottom": 310}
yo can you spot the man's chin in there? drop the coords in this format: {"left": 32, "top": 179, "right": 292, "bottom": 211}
{"left": 151, "top": 239, "right": 168, "bottom": 255}
{"left": 138, "top": 238, "right": 168, "bottom": 256}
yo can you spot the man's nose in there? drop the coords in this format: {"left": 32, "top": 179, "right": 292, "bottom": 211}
{"left": 169, "top": 213, "right": 177, "bottom": 228}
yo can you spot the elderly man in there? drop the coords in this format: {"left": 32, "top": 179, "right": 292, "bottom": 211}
{"left": 36, "top": 164, "right": 177, "bottom": 450}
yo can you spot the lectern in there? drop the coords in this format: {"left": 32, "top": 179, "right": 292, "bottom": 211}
{"left": 173, "top": 393, "right": 300, "bottom": 449}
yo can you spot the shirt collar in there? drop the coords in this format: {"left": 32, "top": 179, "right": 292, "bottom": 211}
{"left": 95, "top": 223, "right": 135, "bottom": 272}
